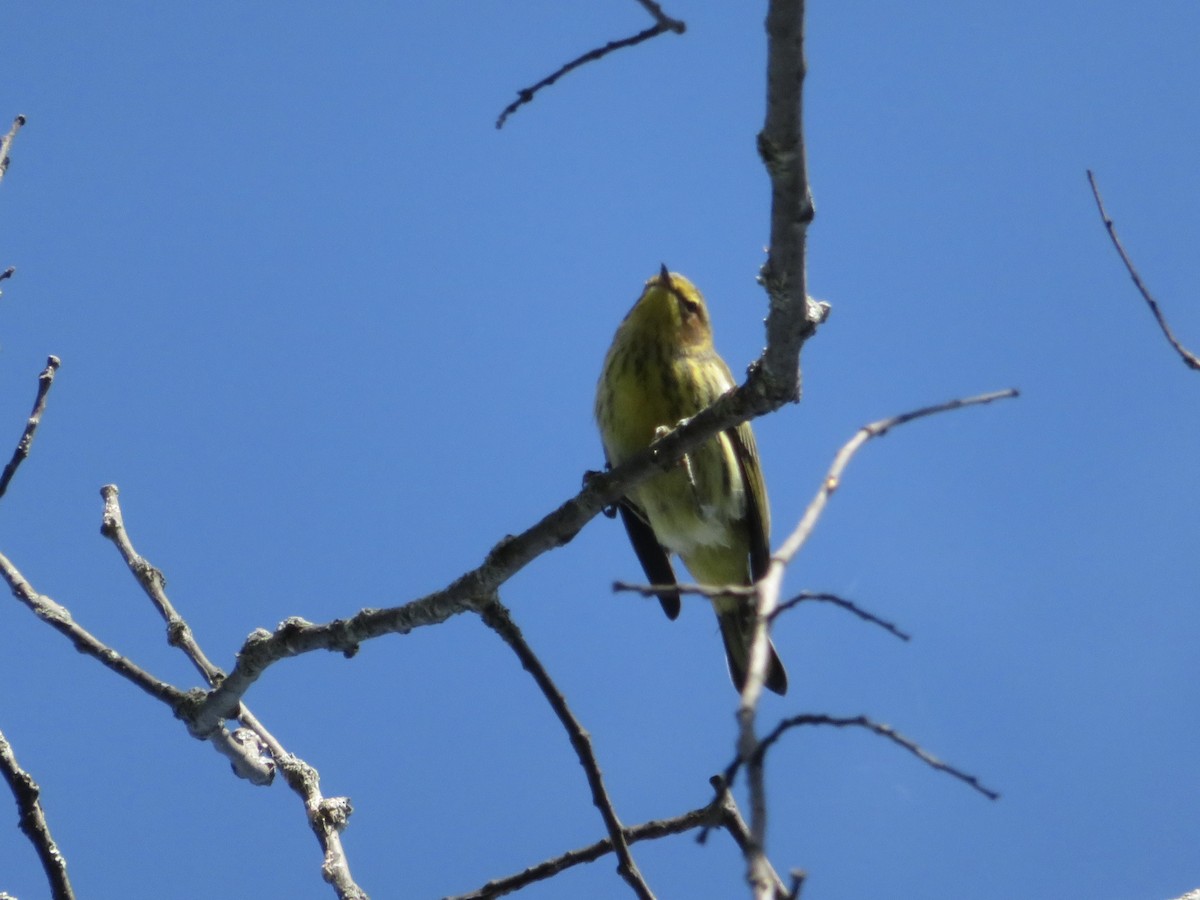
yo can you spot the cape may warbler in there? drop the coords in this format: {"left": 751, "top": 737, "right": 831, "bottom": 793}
{"left": 595, "top": 267, "right": 787, "bottom": 695}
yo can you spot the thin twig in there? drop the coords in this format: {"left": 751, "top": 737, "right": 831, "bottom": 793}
{"left": 704, "top": 777, "right": 791, "bottom": 900}
{"left": 0, "top": 551, "right": 187, "bottom": 708}
{"left": 771, "top": 591, "right": 910, "bottom": 641}
{"left": 99, "top": 484, "right": 223, "bottom": 679}
{"left": 447, "top": 777, "right": 789, "bottom": 900}
{"left": 0, "top": 356, "right": 62, "bottom": 501}
{"left": 632, "top": 0, "right": 684, "bottom": 28}
{"left": 496, "top": 5, "right": 685, "bottom": 129}
{"left": 724, "top": 714, "right": 999, "bottom": 802}
{"left": 445, "top": 798, "right": 715, "bottom": 900}
{"left": 478, "top": 595, "right": 655, "bottom": 900}
{"left": 0, "top": 729, "right": 75, "bottom": 900}
{"left": 613, "top": 581, "right": 909, "bottom": 642}
{"left": 0, "top": 115, "right": 27, "bottom": 186}
{"left": 1086, "top": 170, "right": 1200, "bottom": 371}
{"left": 774, "top": 389, "right": 1018, "bottom": 570}
{"left": 736, "top": 388, "right": 1016, "bottom": 897}
{"left": 613, "top": 578, "right": 749, "bottom": 600}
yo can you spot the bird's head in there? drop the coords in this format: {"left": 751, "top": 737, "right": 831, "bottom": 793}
{"left": 623, "top": 264, "right": 714, "bottom": 351}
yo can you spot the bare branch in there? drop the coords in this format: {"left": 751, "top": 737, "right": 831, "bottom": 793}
{"left": 496, "top": 5, "right": 685, "bottom": 129}
{"left": 99, "top": 484, "right": 224, "bottom": 679}
{"left": 446, "top": 799, "right": 715, "bottom": 900}
{"left": 774, "top": 389, "right": 1018, "bottom": 570}
{"left": 275, "top": 754, "right": 364, "bottom": 900}
{"left": 631, "top": 0, "right": 684, "bottom": 28}
{"left": 704, "top": 778, "right": 792, "bottom": 900}
{"left": 1086, "top": 170, "right": 1200, "bottom": 371}
{"left": 0, "top": 546, "right": 283, "bottom": 794}
{"left": 191, "top": 605, "right": 443, "bottom": 730}
{"left": 0, "top": 558, "right": 280, "bottom": 791}
{"left": 96, "top": 489, "right": 368, "bottom": 896}
{"left": 479, "top": 595, "right": 655, "bottom": 899}
{"left": 771, "top": 591, "right": 910, "bottom": 642}
{"left": 734, "top": 388, "right": 1016, "bottom": 895}
{"left": 612, "top": 578, "right": 750, "bottom": 601}
{"left": 0, "top": 174, "right": 355, "bottom": 888}
{"left": 0, "top": 551, "right": 187, "bottom": 708}
{"left": 0, "top": 561, "right": 297, "bottom": 848}
{"left": 0, "top": 356, "right": 62, "bottom": 501}
{"left": 758, "top": 0, "right": 818, "bottom": 399}
{"left": 97, "top": 484, "right": 274, "bottom": 782}
{"left": 0, "top": 115, "right": 27, "bottom": 187}
{"left": 448, "top": 777, "right": 791, "bottom": 900}
{"left": 719, "top": 714, "right": 999, "bottom": 802}
{"left": 2, "top": 547, "right": 297, "bottom": 804}
{"left": 735, "top": 8, "right": 822, "bottom": 884}
{"left": 0, "top": 729, "right": 75, "bottom": 900}
{"left": 747, "top": 714, "right": 1000, "bottom": 801}
{"left": 614, "top": 582, "right": 908, "bottom": 642}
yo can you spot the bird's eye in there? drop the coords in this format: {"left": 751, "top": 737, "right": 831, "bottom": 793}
{"left": 678, "top": 295, "right": 701, "bottom": 316}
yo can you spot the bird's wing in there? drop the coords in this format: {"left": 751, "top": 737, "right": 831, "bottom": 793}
{"left": 616, "top": 499, "right": 682, "bottom": 620}
{"left": 728, "top": 421, "right": 771, "bottom": 583}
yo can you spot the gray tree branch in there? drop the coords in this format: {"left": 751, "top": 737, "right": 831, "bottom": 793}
{"left": 0, "top": 729, "right": 74, "bottom": 900}
{"left": 96, "top": 486, "right": 367, "bottom": 898}
{"left": 736, "top": 389, "right": 1016, "bottom": 896}
{"left": 479, "top": 595, "right": 653, "bottom": 899}
{"left": 0, "top": 356, "right": 59, "bottom": 501}
{"left": 1086, "top": 169, "right": 1200, "bottom": 371}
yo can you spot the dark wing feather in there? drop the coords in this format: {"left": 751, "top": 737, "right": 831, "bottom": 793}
{"left": 728, "top": 422, "right": 771, "bottom": 582}
{"left": 616, "top": 500, "right": 681, "bottom": 620}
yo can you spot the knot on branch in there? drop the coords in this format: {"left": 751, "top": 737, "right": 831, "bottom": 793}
{"left": 318, "top": 796, "right": 354, "bottom": 832}
{"left": 165, "top": 617, "right": 191, "bottom": 648}
{"left": 746, "top": 354, "right": 801, "bottom": 407}
{"left": 756, "top": 131, "right": 800, "bottom": 175}
{"left": 174, "top": 688, "right": 216, "bottom": 735}
{"left": 484, "top": 533, "right": 520, "bottom": 569}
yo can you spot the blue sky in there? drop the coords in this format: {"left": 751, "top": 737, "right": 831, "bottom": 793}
{"left": 2, "top": 3, "right": 1198, "bottom": 898}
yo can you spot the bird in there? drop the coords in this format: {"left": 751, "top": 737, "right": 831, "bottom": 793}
{"left": 595, "top": 266, "right": 787, "bottom": 695}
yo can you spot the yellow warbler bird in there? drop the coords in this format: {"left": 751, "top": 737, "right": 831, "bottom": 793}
{"left": 595, "top": 267, "right": 787, "bottom": 695}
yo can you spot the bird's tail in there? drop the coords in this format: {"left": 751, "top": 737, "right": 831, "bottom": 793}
{"left": 718, "top": 608, "right": 788, "bottom": 696}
